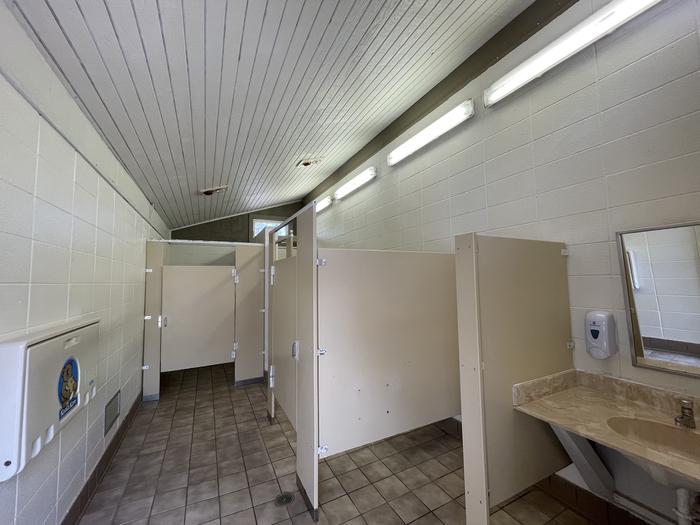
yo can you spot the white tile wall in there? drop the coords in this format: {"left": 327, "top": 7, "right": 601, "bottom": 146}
{"left": 0, "top": 64, "right": 165, "bottom": 525}
{"left": 317, "top": 0, "right": 700, "bottom": 396}
{"left": 626, "top": 226, "right": 700, "bottom": 343}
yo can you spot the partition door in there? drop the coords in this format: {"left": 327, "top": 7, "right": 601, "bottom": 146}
{"left": 267, "top": 204, "right": 319, "bottom": 517}
{"left": 161, "top": 266, "right": 236, "bottom": 372}
{"left": 271, "top": 256, "right": 297, "bottom": 427}
{"left": 295, "top": 206, "right": 319, "bottom": 514}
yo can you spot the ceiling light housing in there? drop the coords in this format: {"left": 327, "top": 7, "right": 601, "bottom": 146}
{"left": 334, "top": 167, "right": 377, "bottom": 200}
{"left": 387, "top": 100, "right": 475, "bottom": 166}
{"left": 315, "top": 195, "right": 333, "bottom": 212}
{"left": 483, "top": 0, "right": 662, "bottom": 107}
{"left": 199, "top": 184, "right": 228, "bottom": 196}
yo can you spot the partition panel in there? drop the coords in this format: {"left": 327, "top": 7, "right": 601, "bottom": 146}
{"left": 270, "top": 255, "right": 297, "bottom": 428}
{"left": 234, "top": 244, "right": 264, "bottom": 384}
{"left": 295, "top": 206, "right": 319, "bottom": 514}
{"left": 477, "top": 235, "right": 572, "bottom": 505}
{"left": 317, "top": 248, "right": 460, "bottom": 456}
{"left": 161, "top": 266, "right": 236, "bottom": 372}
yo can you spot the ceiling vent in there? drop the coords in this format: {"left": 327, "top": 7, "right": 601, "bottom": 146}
{"left": 296, "top": 158, "right": 322, "bottom": 168}
{"left": 199, "top": 185, "right": 228, "bottom": 196}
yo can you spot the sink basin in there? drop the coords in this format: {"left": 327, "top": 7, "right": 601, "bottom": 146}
{"left": 607, "top": 417, "right": 700, "bottom": 462}
{"left": 607, "top": 416, "right": 700, "bottom": 490}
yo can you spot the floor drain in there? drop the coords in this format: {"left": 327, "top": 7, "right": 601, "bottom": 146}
{"left": 275, "top": 493, "right": 295, "bottom": 506}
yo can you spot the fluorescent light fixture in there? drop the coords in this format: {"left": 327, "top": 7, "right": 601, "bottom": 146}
{"left": 483, "top": 0, "right": 662, "bottom": 107}
{"left": 334, "top": 167, "right": 377, "bottom": 200}
{"left": 387, "top": 100, "right": 474, "bottom": 166}
{"left": 315, "top": 195, "right": 332, "bottom": 212}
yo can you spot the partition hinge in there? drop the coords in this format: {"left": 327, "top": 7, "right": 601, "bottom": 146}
{"left": 270, "top": 265, "right": 276, "bottom": 286}
{"left": 269, "top": 365, "right": 275, "bottom": 388}
{"left": 316, "top": 258, "right": 327, "bottom": 267}
{"left": 232, "top": 268, "right": 240, "bottom": 283}
{"left": 317, "top": 445, "right": 328, "bottom": 455}
{"left": 145, "top": 268, "right": 153, "bottom": 273}
{"left": 566, "top": 340, "right": 575, "bottom": 351}
{"left": 317, "top": 348, "right": 327, "bottom": 356}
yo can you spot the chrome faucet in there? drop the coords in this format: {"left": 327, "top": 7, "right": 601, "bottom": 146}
{"left": 674, "top": 400, "right": 696, "bottom": 429}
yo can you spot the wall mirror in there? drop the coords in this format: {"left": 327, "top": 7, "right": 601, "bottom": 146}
{"left": 618, "top": 223, "right": 700, "bottom": 377}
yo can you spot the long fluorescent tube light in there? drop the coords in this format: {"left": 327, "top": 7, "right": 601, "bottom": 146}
{"left": 387, "top": 100, "right": 474, "bottom": 166}
{"left": 333, "top": 167, "right": 377, "bottom": 200}
{"left": 316, "top": 195, "right": 332, "bottom": 212}
{"left": 483, "top": 0, "right": 662, "bottom": 107}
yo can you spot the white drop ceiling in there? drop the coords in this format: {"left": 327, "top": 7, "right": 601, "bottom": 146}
{"left": 9, "top": 0, "right": 533, "bottom": 228}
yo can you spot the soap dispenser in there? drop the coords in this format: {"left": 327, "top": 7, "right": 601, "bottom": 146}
{"left": 585, "top": 311, "right": 617, "bottom": 360}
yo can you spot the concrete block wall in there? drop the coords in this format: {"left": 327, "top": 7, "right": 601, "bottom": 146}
{"left": 317, "top": 0, "right": 700, "bottom": 397}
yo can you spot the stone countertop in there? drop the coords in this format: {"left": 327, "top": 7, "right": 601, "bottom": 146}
{"left": 514, "top": 375, "right": 700, "bottom": 487}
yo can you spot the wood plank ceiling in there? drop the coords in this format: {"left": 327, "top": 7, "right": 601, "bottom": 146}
{"left": 9, "top": 0, "right": 533, "bottom": 228}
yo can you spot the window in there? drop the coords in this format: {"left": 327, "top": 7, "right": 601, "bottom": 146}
{"left": 252, "top": 218, "right": 288, "bottom": 237}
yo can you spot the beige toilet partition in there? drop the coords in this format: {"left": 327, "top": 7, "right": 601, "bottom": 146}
{"left": 316, "top": 248, "right": 461, "bottom": 457}
{"left": 268, "top": 215, "right": 461, "bottom": 521}
{"left": 233, "top": 244, "right": 265, "bottom": 385}
{"left": 456, "top": 233, "right": 573, "bottom": 524}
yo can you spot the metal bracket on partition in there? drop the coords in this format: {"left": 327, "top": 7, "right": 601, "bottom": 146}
{"left": 561, "top": 249, "right": 569, "bottom": 256}
{"left": 317, "top": 445, "right": 328, "bottom": 455}
{"left": 317, "top": 348, "right": 327, "bottom": 357}
{"left": 269, "top": 365, "right": 275, "bottom": 388}
{"left": 270, "top": 265, "right": 276, "bottom": 286}
{"left": 144, "top": 315, "right": 152, "bottom": 320}
{"left": 142, "top": 364, "right": 150, "bottom": 370}
{"left": 145, "top": 268, "right": 153, "bottom": 273}
{"left": 292, "top": 341, "right": 300, "bottom": 360}
{"left": 316, "top": 258, "right": 327, "bottom": 267}
{"left": 566, "top": 340, "right": 575, "bottom": 351}
{"left": 232, "top": 268, "right": 240, "bottom": 284}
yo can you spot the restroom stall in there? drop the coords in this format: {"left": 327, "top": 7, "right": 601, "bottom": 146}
{"left": 143, "top": 241, "right": 264, "bottom": 399}
{"left": 455, "top": 233, "right": 573, "bottom": 524}
{"left": 267, "top": 205, "right": 320, "bottom": 513}
{"left": 267, "top": 204, "right": 461, "bottom": 518}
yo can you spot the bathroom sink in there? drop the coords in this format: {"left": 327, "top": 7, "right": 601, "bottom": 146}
{"left": 607, "top": 416, "right": 700, "bottom": 462}
{"left": 607, "top": 416, "right": 700, "bottom": 490}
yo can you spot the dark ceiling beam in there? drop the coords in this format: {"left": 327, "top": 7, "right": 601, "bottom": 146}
{"left": 303, "top": 0, "right": 578, "bottom": 205}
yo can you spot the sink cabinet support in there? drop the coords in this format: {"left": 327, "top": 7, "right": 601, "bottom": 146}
{"left": 551, "top": 425, "right": 614, "bottom": 500}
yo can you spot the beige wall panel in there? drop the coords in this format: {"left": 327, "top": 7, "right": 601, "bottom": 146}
{"left": 234, "top": 244, "right": 265, "bottom": 383}
{"left": 271, "top": 255, "right": 298, "bottom": 428}
{"left": 477, "top": 236, "right": 572, "bottom": 505}
{"left": 454, "top": 234, "right": 489, "bottom": 525}
{"left": 161, "top": 266, "right": 235, "bottom": 372}
{"left": 144, "top": 242, "right": 165, "bottom": 398}
{"left": 318, "top": 248, "right": 460, "bottom": 456}
{"left": 296, "top": 206, "right": 319, "bottom": 509}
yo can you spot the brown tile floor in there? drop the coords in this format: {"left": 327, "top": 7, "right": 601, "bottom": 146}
{"left": 78, "top": 365, "right": 595, "bottom": 525}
